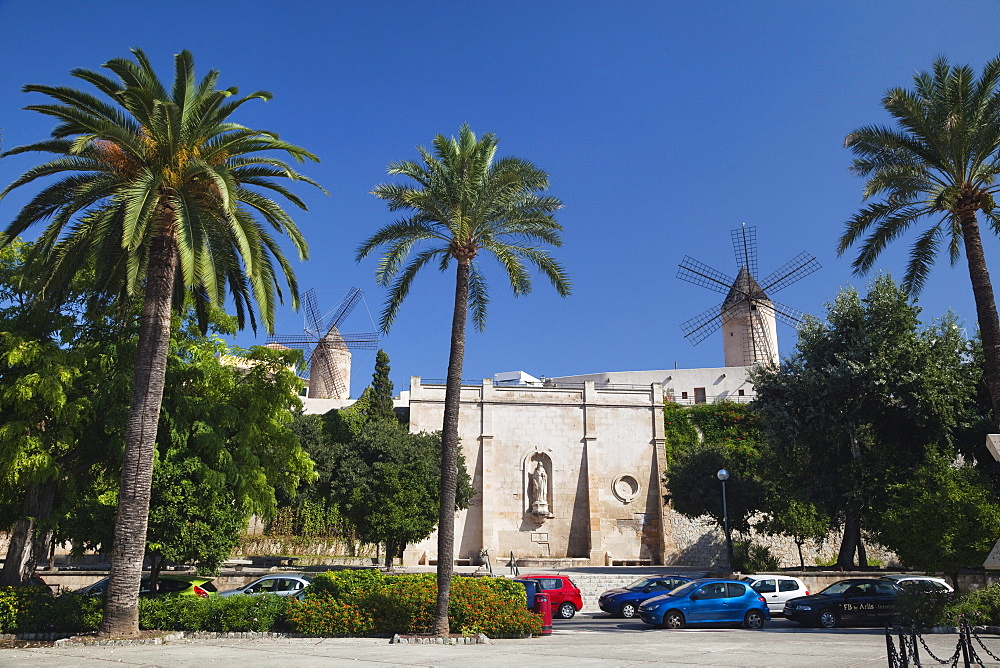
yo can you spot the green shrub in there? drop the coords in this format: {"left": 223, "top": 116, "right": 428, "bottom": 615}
{"left": 896, "top": 589, "right": 958, "bottom": 627}
{"left": 139, "top": 595, "right": 290, "bottom": 632}
{"left": 0, "top": 587, "right": 102, "bottom": 633}
{"left": 731, "top": 540, "right": 779, "bottom": 573}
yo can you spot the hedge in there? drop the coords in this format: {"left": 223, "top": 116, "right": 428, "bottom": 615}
{"left": 0, "top": 586, "right": 102, "bottom": 633}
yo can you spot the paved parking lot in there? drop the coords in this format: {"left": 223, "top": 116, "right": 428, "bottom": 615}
{"left": 3, "top": 613, "right": 994, "bottom": 667}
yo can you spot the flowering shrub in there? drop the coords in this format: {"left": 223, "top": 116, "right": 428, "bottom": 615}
{"left": 942, "top": 582, "right": 1000, "bottom": 626}
{"left": 292, "top": 571, "right": 541, "bottom": 637}
{"left": 285, "top": 598, "right": 375, "bottom": 636}
{"left": 896, "top": 588, "right": 958, "bottom": 627}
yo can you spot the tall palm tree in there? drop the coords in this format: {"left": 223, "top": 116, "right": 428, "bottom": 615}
{"left": 840, "top": 55, "right": 1000, "bottom": 428}
{"left": 0, "top": 49, "right": 321, "bottom": 635}
{"left": 357, "top": 125, "right": 570, "bottom": 635}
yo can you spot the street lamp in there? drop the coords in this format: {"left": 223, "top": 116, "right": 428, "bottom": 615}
{"left": 717, "top": 469, "right": 734, "bottom": 572}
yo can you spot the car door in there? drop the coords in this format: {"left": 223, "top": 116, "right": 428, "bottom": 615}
{"left": 872, "top": 581, "right": 898, "bottom": 623}
{"left": 721, "top": 582, "right": 750, "bottom": 622}
{"left": 535, "top": 578, "right": 565, "bottom": 606}
{"left": 687, "top": 582, "right": 729, "bottom": 622}
{"left": 775, "top": 578, "right": 805, "bottom": 613}
{"left": 841, "top": 582, "right": 877, "bottom": 624}
{"left": 751, "top": 578, "right": 779, "bottom": 614}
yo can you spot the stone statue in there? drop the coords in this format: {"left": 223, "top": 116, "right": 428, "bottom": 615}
{"left": 529, "top": 461, "right": 549, "bottom": 517}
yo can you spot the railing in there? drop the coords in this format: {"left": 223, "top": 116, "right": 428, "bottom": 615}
{"left": 507, "top": 551, "right": 519, "bottom": 577}
{"left": 884, "top": 621, "right": 999, "bottom": 667}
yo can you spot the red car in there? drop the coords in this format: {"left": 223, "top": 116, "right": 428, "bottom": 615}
{"left": 521, "top": 574, "right": 584, "bottom": 619}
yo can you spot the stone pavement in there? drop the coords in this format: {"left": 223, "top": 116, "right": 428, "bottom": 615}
{"left": 1, "top": 617, "right": 990, "bottom": 668}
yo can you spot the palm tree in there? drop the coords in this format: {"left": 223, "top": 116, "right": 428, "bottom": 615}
{"left": 0, "top": 49, "right": 321, "bottom": 635}
{"left": 840, "top": 55, "right": 1000, "bottom": 428}
{"left": 357, "top": 125, "right": 570, "bottom": 635}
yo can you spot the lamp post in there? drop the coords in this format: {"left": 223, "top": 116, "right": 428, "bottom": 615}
{"left": 717, "top": 469, "right": 734, "bottom": 572}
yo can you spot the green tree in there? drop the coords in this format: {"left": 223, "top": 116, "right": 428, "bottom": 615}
{"left": 368, "top": 349, "right": 396, "bottom": 422}
{"left": 751, "top": 277, "right": 981, "bottom": 568}
{"left": 334, "top": 420, "right": 473, "bottom": 569}
{"left": 840, "top": 54, "right": 1000, "bottom": 428}
{"left": 0, "top": 241, "right": 127, "bottom": 586}
{"left": 357, "top": 125, "right": 570, "bottom": 635}
{"left": 0, "top": 49, "right": 321, "bottom": 635}
{"left": 875, "top": 450, "right": 1000, "bottom": 589}
{"left": 755, "top": 500, "right": 829, "bottom": 571}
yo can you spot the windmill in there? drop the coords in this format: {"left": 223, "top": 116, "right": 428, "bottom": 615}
{"left": 268, "top": 287, "right": 380, "bottom": 399}
{"left": 676, "top": 225, "right": 820, "bottom": 367}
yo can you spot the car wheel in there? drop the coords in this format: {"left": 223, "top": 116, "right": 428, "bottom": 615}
{"left": 662, "top": 610, "right": 685, "bottom": 630}
{"left": 743, "top": 609, "right": 765, "bottom": 630}
{"left": 620, "top": 602, "right": 637, "bottom": 619}
{"left": 556, "top": 602, "right": 576, "bottom": 619}
{"left": 818, "top": 609, "right": 839, "bottom": 629}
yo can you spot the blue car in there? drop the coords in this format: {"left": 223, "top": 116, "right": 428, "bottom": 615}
{"left": 638, "top": 578, "right": 770, "bottom": 629}
{"left": 598, "top": 576, "right": 693, "bottom": 619}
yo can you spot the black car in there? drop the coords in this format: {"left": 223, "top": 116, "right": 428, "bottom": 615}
{"left": 783, "top": 578, "right": 899, "bottom": 628}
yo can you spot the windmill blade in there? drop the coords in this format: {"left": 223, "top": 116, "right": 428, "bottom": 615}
{"left": 301, "top": 289, "right": 325, "bottom": 338}
{"left": 268, "top": 334, "right": 316, "bottom": 346}
{"left": 763, "top": 299, "right": 808, "bottom": 329}
{"left": 326, "top": 287, "right": 364, "bottom": 333}
{"left": 731, "top": 225, "right": 758, "bottom": 278}
{"left": 680, "top": 303, "right": 725, "bottom": 345}
{"left": 718, "top": 299, "right": 748, "bottom": 325}
{"left": 339, "top": 332, "right": 381, "bottom": 350}
{"left": 677, "top": 257, "right": 736, "bottom": 295}
{"left": 759, "top": 252, "right": 821, "bottom": 294}
{"left": 746, "top": 305, "right": 777, "bottom": 366}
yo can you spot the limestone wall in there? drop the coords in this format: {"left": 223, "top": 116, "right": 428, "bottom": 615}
{"left": 405, "top": 377, "right": 666, "bottom": 565}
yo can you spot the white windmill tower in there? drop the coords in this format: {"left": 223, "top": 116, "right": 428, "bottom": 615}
{"left": 677, "top": 225, "right": 820, "bottom": 367}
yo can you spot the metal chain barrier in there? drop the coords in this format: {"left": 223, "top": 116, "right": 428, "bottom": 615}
{"left": 915, "top": 628, "right": 962, "bottom": 665}
{"left": 969, "top": 624, "right": 1000, "bottom": 663}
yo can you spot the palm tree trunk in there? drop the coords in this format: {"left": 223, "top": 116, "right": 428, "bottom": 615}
{"left": 100, "top": 228, "right": 178, "bottom": 637}
{"left": 432, "top": 258, "right": 470, "bottom": 636}
{"left": 960, "top": 213, "right": 1000, "bottom": 430}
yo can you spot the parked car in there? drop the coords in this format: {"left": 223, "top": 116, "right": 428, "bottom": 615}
{"left": 637, "top": 578, "right": 770, "bottom": 629}
{"left": 783, "top": 578, "right": 899, "bottom": 628}
{"left": 879, "top": 574, "right": 954, "bottom": 593}
{"left": 598, "top": 575, "right": 693, "bottom": 618}
{"left": 741, "top": 575, "right": 809, "bottom": 615}
{"left": 219, "top": 574, "right": 312, "bottom": 598}
{"left": 519, "top": 574, "right": 584, "bottom": 619}
{"left": 79, "top": 575, "right": 218, "bottom": 598}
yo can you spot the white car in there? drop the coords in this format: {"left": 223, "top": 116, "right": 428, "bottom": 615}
{"left": 218, "top": 574, "right": 311, "bottom": 597}
{"left": 741, "top": 575, "right": 809, "bottom": 615}
{"left": 879, "top": 575, "right": 954, "bottom": 592}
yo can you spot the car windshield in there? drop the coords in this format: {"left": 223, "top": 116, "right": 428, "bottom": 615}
{"left": 820, "top": 581, "right": 857, "bottom": 596}
{"left": 625, "top": 578, "right": 658, "bottom": 591}
{"left": 669, "top": 581, "right": 699, "bottom": 597}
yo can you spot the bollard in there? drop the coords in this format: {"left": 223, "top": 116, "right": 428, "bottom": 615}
{"left": 536, "top": 592, "right": 552, "bottom": 636}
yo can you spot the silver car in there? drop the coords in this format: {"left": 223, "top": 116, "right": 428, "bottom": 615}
{"left": 741, "top": 575, "right": 809, "bottom": 615}
{"left": 218, "top": 574, "right": 311, "bottom": 597}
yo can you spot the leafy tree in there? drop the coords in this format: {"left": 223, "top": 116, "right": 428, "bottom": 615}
{"left": 751, "top": 277, "right": 981, "bottom": 568}
{"left": 357, "top": 125, "right": 570, "bottom": 635}
{"left": 840, "top": 54, "right": 1000, "bottom": 428}
{"left": 0, "top": 241, "right": 127, "bottom": 585}
{"left": 333, "top": 420, "right": 473, "bottom": 569}
{"left": 755, "top": 500, "right": 830, "bottom": 571}
{"left": 0, "top": 49, "right": 321, "bottom": 635}
{"left": 875, "top": 450, "right": 1000, "bottom": 589}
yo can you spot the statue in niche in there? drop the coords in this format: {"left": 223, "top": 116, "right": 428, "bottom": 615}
{"left": 529, "top": 460, "right": 549, "bottom": 517}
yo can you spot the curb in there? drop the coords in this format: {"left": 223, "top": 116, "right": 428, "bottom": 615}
{"left": 391, "top": 633, "right": 492, "bottom": 645}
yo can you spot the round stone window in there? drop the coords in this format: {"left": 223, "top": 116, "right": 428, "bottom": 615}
{"left": 612, "top": 475, "right": 640, "bottom": 503}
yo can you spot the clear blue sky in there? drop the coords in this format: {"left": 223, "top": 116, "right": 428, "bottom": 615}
{"left": 3, "top": 0, "right": 1000, "bottom": 397}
